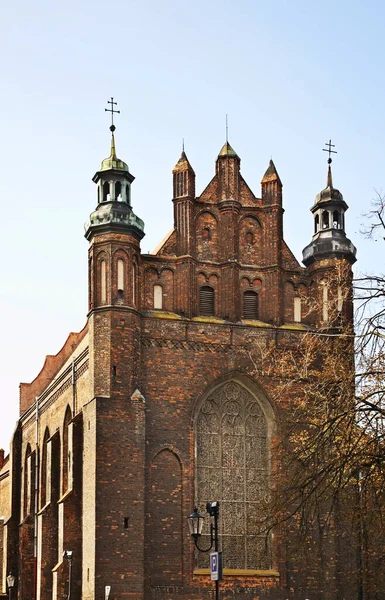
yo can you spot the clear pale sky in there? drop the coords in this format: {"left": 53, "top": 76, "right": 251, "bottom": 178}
{"left": 0, "top": 0, "right": 384, "bottom": 451}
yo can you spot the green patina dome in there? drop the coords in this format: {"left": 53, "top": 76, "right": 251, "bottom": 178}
{"left": 99, "top": 133, "right": 129, "bottom": 173}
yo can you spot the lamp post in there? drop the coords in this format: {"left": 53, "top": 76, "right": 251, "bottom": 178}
{"left": 6, "top": 573, "right": 15, "bottom": 600}
{"left": 188, "top": 501, "right": 221, "bottom": 600}
{"left": 63, "top": 550, "right": 73, "bottom": 600}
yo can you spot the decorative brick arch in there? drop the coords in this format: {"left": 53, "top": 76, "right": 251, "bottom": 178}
{"left": 148, "top": 448, "right": 183, "bottom": 586}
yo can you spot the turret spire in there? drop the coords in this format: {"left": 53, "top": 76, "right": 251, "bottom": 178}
{"left": 105, "top": 97, "right": 120, "bottom": 159}
{"left": 302, "top": 140, "right": 356, "bottom": 266}
{"left": 323, "top": 139, "right": 337, "bottom": 188}
{"left": 85, "top": 100, "right": 144, "bottom": 243}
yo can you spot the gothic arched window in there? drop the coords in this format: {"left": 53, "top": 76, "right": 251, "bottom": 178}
{"left": 41, "top": 427, "right": 50, "bottom": 508}
{"left": 23, "top": 444, "right": 32, "bottom": 518}
{"left": 62, "top": 406, "right": 72, "bottom": 494}
{"left": 100, "top": 260, "right": 107, "bottom": 304}
{"left": 117, "top": 259, "right": 124, "bottom": 293}
{"left": 196, "top": 381, "right": 271, "bottom": 570}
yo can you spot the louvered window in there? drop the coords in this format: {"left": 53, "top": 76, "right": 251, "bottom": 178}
{"left": 243, "top": 291, "right": 259, "bottom": 319}
{"left": 199, "top": 286, "right": 214, "bottom": 316}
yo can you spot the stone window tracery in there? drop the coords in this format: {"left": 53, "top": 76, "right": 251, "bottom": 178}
{"left": 196, "top": 381, "right": 270, "bottom": 570}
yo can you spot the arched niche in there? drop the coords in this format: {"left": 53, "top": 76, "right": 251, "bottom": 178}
{"left": 148, "top": 448, "right": 183, "bottom": 586}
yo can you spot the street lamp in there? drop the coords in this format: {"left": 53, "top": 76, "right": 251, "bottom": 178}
{"left": 63, "top": 550, "right": 73, "bottom": 600}
{"left": 6, "top": 573, "right": 15, "bottom": 600}
{"left": 188, "top": 501, "right": 221, "bottom": 600}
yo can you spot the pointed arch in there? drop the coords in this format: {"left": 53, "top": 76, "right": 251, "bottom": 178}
{"left": 62, "top": 405, "right": 72, "bottom": 494}
{"left": 194, "top": 374, "right": 275, "bottom": 570}
{"left": 40, "top": 427, "right": 50, "bottom": 508}
{"left": 148, "top": 448, "right": 183, "bottom": 585}
{"left": 23, "top": 443, "right": 33, "bottom": 517}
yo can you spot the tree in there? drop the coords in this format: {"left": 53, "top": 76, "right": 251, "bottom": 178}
{"left": 241, "top": 253, "right": 385, "bottom": 596}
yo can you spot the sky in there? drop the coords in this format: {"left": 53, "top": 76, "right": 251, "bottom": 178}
{"left": 0, "top": 0, "right": 385, "bottom": 450}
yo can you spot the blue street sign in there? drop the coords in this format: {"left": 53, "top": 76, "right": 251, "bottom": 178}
{"left": 210, "top": 552, "right": 219, "bottom": 581}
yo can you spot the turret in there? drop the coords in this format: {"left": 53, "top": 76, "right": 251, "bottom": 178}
{"left": 261, "top": 159, "right": 282, "bottom": 206}
{"left": 302, "top": 161, "right": 356, "bottom": 266}
{"left": 85, "top": 129, "right": 144, "bottom": 243}
{"left": 85, "top": 113, "right": 144, "bottom": 312}
{"left": 172, "top": 148, "right": 195, "bottom": 255}
{"left": 216, "top": 141, "right": 241, "bottom": 204}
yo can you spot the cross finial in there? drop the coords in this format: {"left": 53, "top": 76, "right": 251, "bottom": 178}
{"left": 322, "top": 139, "right": 337, "bottom": 164}
{"left": 225, "top": 114, "right": 229, "bottom": 143}
{"left": 105, "top": 97, "right": 120, "bottom": 132}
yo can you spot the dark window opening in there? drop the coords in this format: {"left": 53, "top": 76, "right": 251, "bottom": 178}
{"left": 314, "top": 214, "right": 319, "bottom": 233}
{"left": 103, "top": 181, "right": 110, "bottom": 202}
{"left": 115, "top": 181, "right": 122, "bottom": 201}
{"left": 243, "top": 291, "right": 259, "bottom": 319}
{"left": 199, "top": 286, "right": 214, "bottom": 316}
{"left": 322, "top": 211, "right": 329, "bottom": 229}
{"left": 333, "top": 210, "right": 340, "bottom": 229}
{"left": 202, "top": 227, "right": 211, "bottom": 241}
{"left": 246, "top": 231, "right": 254, "bottom": 245}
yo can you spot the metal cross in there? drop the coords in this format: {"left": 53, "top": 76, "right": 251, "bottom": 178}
{"left": 323, "top": 139, "right": 337, "bottom": 164}
{"left": 105, "top": 97, "right": 120, "bottom": 131}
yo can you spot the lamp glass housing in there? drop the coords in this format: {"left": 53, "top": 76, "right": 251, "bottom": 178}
{"left": 6, "top": 574, "right": 15, "bottom": 588}
{"left": 188, "top": 507, "right": 204, "bottom": 538}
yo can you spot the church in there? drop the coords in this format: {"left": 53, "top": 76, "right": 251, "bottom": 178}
{"left": 0, "top": 109, "right": 363, "bottom": 600}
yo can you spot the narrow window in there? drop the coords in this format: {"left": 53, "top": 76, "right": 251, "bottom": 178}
{"left": 132, "top": 262, "right": 137, "bottom": 306}
{"left": 314, "top": 214, "right": 319, "bottom": 233}
{"left": 100, "top": 260, "right": 106, "bottom": 304}
{"left": 322, "top": 211, "right": 329, "bottom": 229}
{"left": 117, "top": 259, "right": 124, "bottom": 292}
{"left": 294, "top": 297, "right": 301, "bottom": 322}
{"left": 41, "top": 428, "right": 50, "bottom": 508}
{"left": 154, "top": 285, "right": 163, "bottom": 309}
{"left": 62, "top": 406, "right": 72, "bottom": 494}
{"left": 243, "top": 291, "right": 259, "bottom": 319}
{"left": 333, "top": 210, "right": 340, "bottom": 229}
{"left": 23, "top": 444, "right": 32, "bottom": 517}
{"left": 199, "top": 286, "right": 214, "bottom": 316}
{"left": 115, "top": 181, "right": 122, "bottom": 201}
{"left": 337, "top": 285, "right": 343, "bottom": 312}
{"left": 246, "top": 231, "right": 253, "bottom": 245}
{"left": 103, "top": 181, "right": 110, "bottom": 202}
{"left": 322, "top": 284, "right": 328, "bottom": 322}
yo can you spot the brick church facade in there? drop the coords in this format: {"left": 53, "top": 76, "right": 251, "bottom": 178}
{"left": 0, "top": 121, "right": 366, "bottom": 599}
